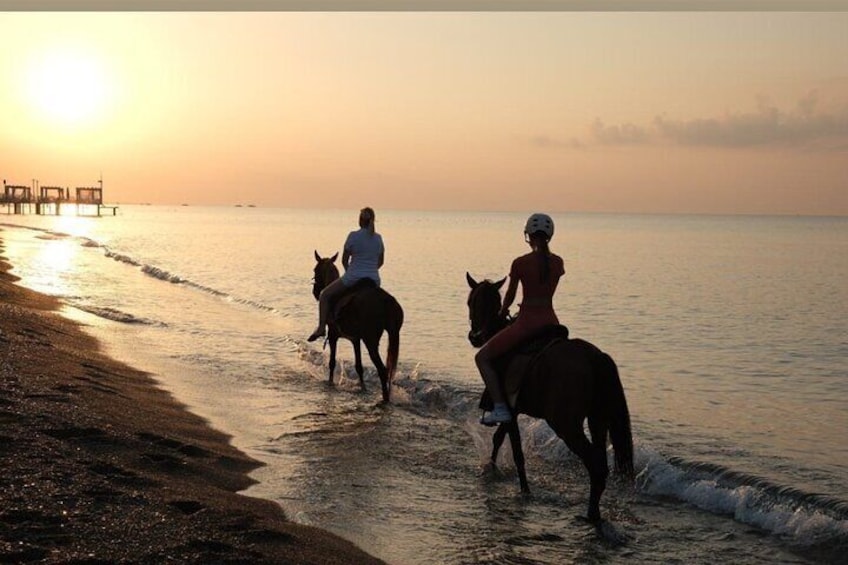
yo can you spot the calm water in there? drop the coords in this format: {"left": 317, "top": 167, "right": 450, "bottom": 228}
{"left": 2, "top": 206, "right": 846, "bottom": 564}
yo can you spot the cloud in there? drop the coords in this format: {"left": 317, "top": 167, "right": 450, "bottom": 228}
{"left": 540, "top": 91, "right": 848, "bottom": 151}
{"left": 654, "top": 92, "right": 848, "bottom": 148}
{"left": 590, "top": 119, "right": 650, "bottom": 145}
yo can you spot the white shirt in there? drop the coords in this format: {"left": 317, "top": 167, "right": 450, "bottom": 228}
{"left": 341, "top": 228, "right": 384, "bottom": 287}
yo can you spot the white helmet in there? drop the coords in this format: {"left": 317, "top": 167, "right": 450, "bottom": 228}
{"left": 524, "top": 213, "right": 554, "bottom": 240}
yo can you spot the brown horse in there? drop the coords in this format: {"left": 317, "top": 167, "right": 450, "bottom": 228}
{"left": 466, "top": 273, "right": 633, "bottom": 523}
{"left": 311, "top": 251, "right": 404, "bottom": 402}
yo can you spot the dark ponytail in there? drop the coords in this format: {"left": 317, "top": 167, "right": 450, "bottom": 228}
{"left": 531, "top": 232, "right": 551, "bottom": 282}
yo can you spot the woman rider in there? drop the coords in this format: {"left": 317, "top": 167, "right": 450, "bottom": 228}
{"left": 476, "top": 213, "right": 565, "bottom": 425}
{"left": 308, "top": 207, "right": 384, "bottom": 342}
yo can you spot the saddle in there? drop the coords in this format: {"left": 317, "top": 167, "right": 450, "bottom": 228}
{"left": 330, "top": 278, "right": 378, "bottom": 325}
{"left": 478, "top": 324, "right": 570, "bottom": 412}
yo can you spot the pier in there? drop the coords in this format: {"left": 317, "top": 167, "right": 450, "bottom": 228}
{"left": 2, "top": 179, "right": 118, "bottom": 217}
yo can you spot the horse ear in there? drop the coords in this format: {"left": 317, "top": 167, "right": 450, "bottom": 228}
{"left": 466, "top": 272, "right": 478, "bottom": 289}
{"left": 330, "top": 252, "right": 339, "bottom": 263}
{"left": 314, "top": 250, "right": 321, "bottom": 262}
{"left": 494, "top": 276, "right": 507, "bottom": 290}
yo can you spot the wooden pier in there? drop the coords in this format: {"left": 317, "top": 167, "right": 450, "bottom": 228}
{"left": 1, "top": 179, "right": 118, "bottom": 217}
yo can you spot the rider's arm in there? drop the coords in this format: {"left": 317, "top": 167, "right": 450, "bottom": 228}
{"left": 378, "top": 251, "right": 384, "bottom": 269}
{"left": 500, "top": 274, "right": 519, "bottom": 318}
{"left": 342, "top": 247, "right": 352, "bottom": 271}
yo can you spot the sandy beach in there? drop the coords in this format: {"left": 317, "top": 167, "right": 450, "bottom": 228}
{"left": 0, "top": 234, "right": 383, "bottom": 564}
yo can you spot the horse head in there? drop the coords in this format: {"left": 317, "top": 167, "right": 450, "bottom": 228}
{"left": 312, "top": 250, "right": 340, "bottom": 300}
{"left": 465, "top": 272, "right": 507, "bottom": 347}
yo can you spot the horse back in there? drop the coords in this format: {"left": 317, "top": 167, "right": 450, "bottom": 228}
{"left": 514, "top": 338, "right": 599, "bottom": 420}
{"left": 332, "top": 285, "right": 403, "bottom": 339}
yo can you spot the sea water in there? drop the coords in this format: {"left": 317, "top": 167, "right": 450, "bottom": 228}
{"left": 2, "top": 206, "right": 846, "bottom": 564}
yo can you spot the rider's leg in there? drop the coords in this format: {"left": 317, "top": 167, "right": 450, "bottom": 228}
{"left": 475, "top": 323, "right": 528, "bottom": 424}
{"left": 475, "top": 346, "right": 505, "bottom": 405}
{"left": 475, "top": 345, "right": 512, "bottom": 425}
{"left": 309, "top": 278, "right": 346, "bottom": 341}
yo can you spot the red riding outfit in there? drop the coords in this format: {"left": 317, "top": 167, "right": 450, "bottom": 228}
{"left": 484, "top": 251, "right": 565, "bottom": 356}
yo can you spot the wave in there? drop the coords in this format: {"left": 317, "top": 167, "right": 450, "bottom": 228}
{"left": 68, "top": 303, "right": 164, "bottom": 326}
{"left": 1, "top": 225, "right": 284, "bottom": 316}
{"left": 637, "top": 450, "right": 848, "bottom": 552}
{"left": 99, "top": 245, "right": 278, "bottom": 313}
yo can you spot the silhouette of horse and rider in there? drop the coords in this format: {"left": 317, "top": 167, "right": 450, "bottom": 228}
{"left": 465, "top": 272, "right": 633, "bottom": 523}
{"left": 310, "top": 250, "right": 403, "bottom": 403}
{"left": 309, "top": 207, "right": 403, "bottom": 403}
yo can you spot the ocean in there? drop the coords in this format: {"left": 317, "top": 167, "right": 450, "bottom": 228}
{"left": 2, "top": 206, "right": 846, "bottom": 564}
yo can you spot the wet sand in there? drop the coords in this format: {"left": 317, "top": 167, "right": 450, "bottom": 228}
{"left": 0, "top": 235, "right": 383, "bottom": 564}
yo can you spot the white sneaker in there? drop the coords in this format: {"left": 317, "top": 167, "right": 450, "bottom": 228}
{"left": 480, "top": 404, "right": 512, "bottom": 426}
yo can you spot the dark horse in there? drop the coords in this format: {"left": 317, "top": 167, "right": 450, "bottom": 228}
{"left": 466, "top": 273, "right": 634, "bottom": 523}
{"left": 311, "top": 251, "right": 404, "bottom": 403}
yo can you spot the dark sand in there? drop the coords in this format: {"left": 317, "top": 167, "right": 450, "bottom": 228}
{"left": 0, "top": 235, "right": 383, "bottom": 564}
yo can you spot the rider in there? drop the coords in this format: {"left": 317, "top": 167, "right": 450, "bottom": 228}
{"left": 476, "top": 213, "right": 565, "bottom": 425}
{"left": 308, "top": 207, "right": 384, "bottom": 342}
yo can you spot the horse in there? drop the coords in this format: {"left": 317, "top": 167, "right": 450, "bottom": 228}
{"left": 465, "top": 273, "right": 634, "bottom": 523}
{"left": 311, "top": 251, "right": 404, "bottom": 403}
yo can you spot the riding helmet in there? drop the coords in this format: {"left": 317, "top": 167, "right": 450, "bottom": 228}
{"left": 524, "top": 213, "right": 554, "bottom": 240}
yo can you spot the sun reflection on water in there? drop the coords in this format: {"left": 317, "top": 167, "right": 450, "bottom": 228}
{"left": 28, "top": 236, "right": 79, "bottom": 297}
{"left": 49, "top": 213, "right": 100, "bottom": 236}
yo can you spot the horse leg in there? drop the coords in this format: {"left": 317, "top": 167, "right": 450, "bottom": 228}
{"left": 364, "top": 339, "right": 390, "bottom": 403}
{"left": 506, "top": 420, "right": 530, "bottom": 494}
{"left": 586, "top": 418, "right": 611, "bottom": 524}
{"left": 490, "top": 423, "right": 508, "bottom": 467}
{"left": 557, "top": 419, "right": 607, "bottom": 523}
{"left": 352, "top": 339, "right": 366, "bottom": 392}
{"left": 327, "top": 337, "right": 338, "bottom": 385}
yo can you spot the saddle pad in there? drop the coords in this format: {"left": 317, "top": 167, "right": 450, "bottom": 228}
{"left": 478, "top": 325, "right": 571, "bottom": 412}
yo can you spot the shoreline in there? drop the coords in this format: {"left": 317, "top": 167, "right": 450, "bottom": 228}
{"left": 0, "top": 234, "right": 383, "bottom": 564}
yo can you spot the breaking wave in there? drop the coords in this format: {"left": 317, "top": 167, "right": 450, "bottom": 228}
{"left": 69, "top": 303, "right": 164, "bottom": 326}
{"left": 637, "top": 451, "right": 848, "bottom": 554}
{"left": 100, "top": 244, "right": 278, "bottom": 313}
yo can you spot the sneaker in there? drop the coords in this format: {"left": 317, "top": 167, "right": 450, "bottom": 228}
{"left": 480, "top": 404, "right": 512, "bottom": 426}
{"left": 307, "top": 328, "right": 325, "bottom": 342}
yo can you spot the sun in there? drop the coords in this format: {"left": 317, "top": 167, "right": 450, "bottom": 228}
{"left": 23, "top": 47, "right": 112, "bottom": 128}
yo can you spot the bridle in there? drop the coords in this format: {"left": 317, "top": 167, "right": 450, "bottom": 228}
{"left": 467, "top": 281, "right": 510, "bottom": 347}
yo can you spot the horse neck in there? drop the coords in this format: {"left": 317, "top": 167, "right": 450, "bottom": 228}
{"left": 322, "top": 264, "right": 339, "bottom": 285}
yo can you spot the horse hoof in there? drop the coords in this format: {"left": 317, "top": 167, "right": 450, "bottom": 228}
{"left": 575, "top": 513, "right": 602, "bottom": 526}
{"left": 596, "top": 520, "right": 628, "bottom": 547}
{"left": 480, "top": 462, "right": 499, "bottom": 478}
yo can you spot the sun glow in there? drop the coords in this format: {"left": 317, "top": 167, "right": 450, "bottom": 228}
{"left": 23, "top": 47, "right": 113, "bottom": 128}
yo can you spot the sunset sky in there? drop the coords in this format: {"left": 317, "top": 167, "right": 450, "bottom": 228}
{"left": 1, "top": 10, "right": 846, "bottom": 215}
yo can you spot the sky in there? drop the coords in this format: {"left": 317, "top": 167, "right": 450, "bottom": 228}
{"left": 1, "top": 10, "right": 847, "bottom": 215}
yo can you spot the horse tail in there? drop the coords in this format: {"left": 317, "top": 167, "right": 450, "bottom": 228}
{"left": 385, "top": 294, "right": 404, "bottom": 383}
{"left": 596, "top": 352, "right": 634, "bottom": 477}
